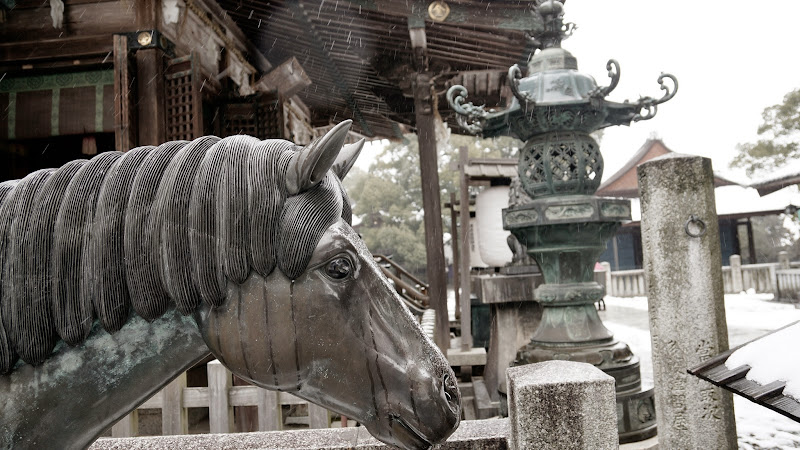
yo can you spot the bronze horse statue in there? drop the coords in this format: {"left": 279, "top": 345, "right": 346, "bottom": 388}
{"left": 0, "top": 120, "right": 460, "bottom": 449}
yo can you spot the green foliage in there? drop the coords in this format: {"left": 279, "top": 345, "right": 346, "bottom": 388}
{"left": 750, "top": 215, "right": 800, "bottom": 262}
{"left": 731, "top": 88, "right": 800, "bottom": 177}
{"left": 343, "top": 132, "right": 521, "bottom": 272}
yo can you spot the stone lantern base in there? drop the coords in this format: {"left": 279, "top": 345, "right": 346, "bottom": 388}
{"left": 502, "top": 195, "right": 657, "bottom": 443}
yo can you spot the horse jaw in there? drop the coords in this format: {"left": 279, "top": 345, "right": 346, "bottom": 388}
{"left": 196, "top": 220, "right": 460, "bottom": 449}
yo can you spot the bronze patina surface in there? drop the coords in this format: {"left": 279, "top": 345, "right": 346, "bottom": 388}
{"left": 447, "top": 0, "right": 677, "bottom": 443}
{"left": 0, "top": 120, "right": 460, "bottom": 450}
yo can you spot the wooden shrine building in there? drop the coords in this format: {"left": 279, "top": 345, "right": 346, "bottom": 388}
{"left": 597, "top": 139, "right": 799, "bottom": 269}
{"left": 1, "top": 0, "right": 543, "bottom": 353}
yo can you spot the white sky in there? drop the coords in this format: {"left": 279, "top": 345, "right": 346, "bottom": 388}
{"left": 359, "top": 1, "right": 800, "bottom": 182}
{"left": 565, "top": 0, "right": 800, "bottom": 181}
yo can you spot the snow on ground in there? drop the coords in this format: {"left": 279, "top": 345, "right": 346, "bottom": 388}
{"left": 602, "top": 294, "right": 800, "bottom": 449}
{"left": 446, "top": 290, "right": 800, "bottom": 447}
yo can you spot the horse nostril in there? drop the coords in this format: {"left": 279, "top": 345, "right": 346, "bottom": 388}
{"left": 442, "top": 373, "right": 460, "bottom": 414}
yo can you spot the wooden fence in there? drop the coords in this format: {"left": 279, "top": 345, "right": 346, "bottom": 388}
{"left": 111, "top": 360, "right": 332, "bottom": 438}
{"left": 603, "top": 253, "right": 799, "bottom": 300}
{"left": 776, "top": 269, "right": 800, "bottom": 302}
{"left": 113, "top": 310, "right": 440, "bottom": 438}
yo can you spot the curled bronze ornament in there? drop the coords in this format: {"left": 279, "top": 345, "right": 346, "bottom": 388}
{"left": 446, "top": 84, "right": 488, "bottom": 134}
{"left": 598, "top": 59, "right": 621, "bottom": 97}
{"left": 508, "top": 64, "right": 537, "bottom": 106}
{"left": 632, "top": 72, "right": 678, "bottom": 122}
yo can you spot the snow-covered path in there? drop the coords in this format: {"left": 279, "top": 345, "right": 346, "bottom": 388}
{"left": 602, "top": 294, "right": 800, "bottom": 449}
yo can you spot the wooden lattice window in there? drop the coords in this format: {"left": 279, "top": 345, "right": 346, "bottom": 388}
{"left": 165, "top": 54, "right": 202, "bottom": 141}
{"left": 221, "top": 94, "right": 283, "bottom": 139}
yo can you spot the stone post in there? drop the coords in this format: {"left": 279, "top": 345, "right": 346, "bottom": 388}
{"left": 779, "top": 250, "right": 790, "bottom": 270}
{"left": 507, "top": 361, "right": 617, "bottom": 450}
{"left": 638, "top": 154, "right": 737, "bottom": 449}
{"left": 730, "top": 254, "right": 743, "bottom": 293}
{"left": 600, "top": 261, "right": 612, "bottom": 296}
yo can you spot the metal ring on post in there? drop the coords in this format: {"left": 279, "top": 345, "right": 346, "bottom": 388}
{"left": 684, "top": 215, "right": 706, "bottom": 238}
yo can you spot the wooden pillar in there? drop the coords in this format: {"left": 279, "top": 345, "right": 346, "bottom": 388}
{"left": 113, "top": 35, "right": 136, "bottom": 151}
{"left": 450, "top": 192, "right": 461, "bottom": 320}
{"left": 409, "top": 18, "right": 449, "bottom": 351}
{"left": 413, "top": 72, "right": 449, "bottom": 351}
{"left": 257, "top": 389, "right": 281, "bottom": 431}
{"left": 746, "top": 217, "right": 757, "bottom": 264}
{"left": 111, "top": 411, "right": 138, "bottom": 438}
{"left": 458, "top": 146, "right": 472, "bottom": 353}
{"left": 132, "top": 0, "right": 166, "bottom": 146}
{"left": 162, "top": 372, "right": 187, "bottom": 435}
{"left": 136, "top": 48, "right": 166, "bottom": 146}
{"left": 207, "top": 360, "right": 234, "bottom": 434}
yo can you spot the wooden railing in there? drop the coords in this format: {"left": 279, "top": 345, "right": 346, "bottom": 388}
{"left": 603, "top": 254, "right": 798, "bottom": 300}
{"left": 373, "top": 254, "right": 429, "bottom": 312}
{"left": 776, "top": 269, "right": 800, "bottom": 302}
{"left": 741, "top": 263, "right": 777, "bottom": 293}
{"left": 111, "top": 360, "right": 332, "bottom": 438}
{"left": 607, "top": 269, "right": 647, "bottom": 298}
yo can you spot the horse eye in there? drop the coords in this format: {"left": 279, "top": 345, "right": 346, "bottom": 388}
{"left": 325, "top": 257, "right": 352, "bottom": 280}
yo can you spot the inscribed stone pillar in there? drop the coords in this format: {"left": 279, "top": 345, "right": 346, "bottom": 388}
{"left": 507, "top": 361, "right": 617, "bottom": 450}
{"left": 638, "top": 154, "right": 737, "bottom": 449}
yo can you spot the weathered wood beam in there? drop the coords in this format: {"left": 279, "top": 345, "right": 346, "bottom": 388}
{"left": 409, "top": 17, "right": 449, "bottom": 351}
{"left": 291, "top": 0, "right": 374, "bottom": 136}
{"left": 413, "top": 71, "right": 449, "bottom": 352}
{"left": 113, "top": 34, "right": 136, "bottom": 151}
{"left": 136, "top": 48, "right": 166, "bottom": 145}
{"left": 345, "top": 0, "right": 543, "bottom": 32}
{"left": 255, "top": 57, "right": 312, "bottom": 98}
{"left": 0, "top": 36, "right": 112, "bottom": 63}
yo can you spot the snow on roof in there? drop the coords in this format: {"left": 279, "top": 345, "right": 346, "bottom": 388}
{"left": 725, "top": 322, "right": 800, "bottom": 402}
{"left": 627, "top": 185, "right": 800, "bottom": 222}
{"left": 751, "top": 165, "right": 800, "bottom": 186}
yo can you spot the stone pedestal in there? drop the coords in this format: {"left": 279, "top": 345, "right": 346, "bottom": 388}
{"left": 639, "top": 154, "right": 737, "bottom": 449}
{"left": 474, "top": 273, "right": 543, "bottom": 401}
{"left": 507, "top": 361, "right": 618, "bottom": 450}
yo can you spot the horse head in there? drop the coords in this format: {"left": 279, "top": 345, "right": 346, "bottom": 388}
{"left": 194, "top": 121, "right": 461, "bottom": 449}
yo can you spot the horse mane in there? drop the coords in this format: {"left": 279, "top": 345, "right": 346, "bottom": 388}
{"left": 0, "top": 136, "right": 350, "bottom": 373}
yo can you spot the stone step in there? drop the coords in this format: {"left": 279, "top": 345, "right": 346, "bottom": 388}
{"left": 473, "top": 377, "right": 500, "bottom": 419}
{"left": 446, "top": 347, "right": 487, "bottom": 367}
{"left": 461, "top": 396, "right": 476, "bottom": 421}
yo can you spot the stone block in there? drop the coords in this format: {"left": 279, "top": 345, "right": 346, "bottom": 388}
{"left": 90, "top": 418, "right": 511, "bottom": 449}
{"left": 474, "top": 273, "right": 542, "bottom": 304}
{"left": 506, "top": 361, "right": 617, "bottom": 450}
{"left": 446, "top": 347, "right": 487, "bottom": 366}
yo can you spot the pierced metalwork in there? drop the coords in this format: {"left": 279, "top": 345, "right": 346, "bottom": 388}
{"left": 518, "top": 131, "right": 603, "bottom": 198}
{"left": 508, "top": 65, "right": 536, "bottom": 106}
{"left": 446, "top": 85, "right": 489, "bottom": 134}
{"left": 631, "top": 73, "right": 679, "bottom": 122}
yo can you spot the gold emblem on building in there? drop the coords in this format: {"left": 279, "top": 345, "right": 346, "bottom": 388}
{"left": 428, "top": 1, "right": 450, "bottom": 22}
{"left": 137, "top": 31, "right": 153, "bottom": 46}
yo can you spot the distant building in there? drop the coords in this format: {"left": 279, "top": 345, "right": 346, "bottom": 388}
{"left": 597, "top": 140, "right": 800, "bottom": 269}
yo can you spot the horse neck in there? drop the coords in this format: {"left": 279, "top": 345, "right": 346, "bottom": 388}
{"left": 0, "top": 308, "right": 209, "bottom": 449}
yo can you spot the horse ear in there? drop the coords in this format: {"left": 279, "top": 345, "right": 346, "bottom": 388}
{"left": 285, "top": 120, "right": 352, "bottom": 195}
{"left": 332, "top": 138, "right": 365, "bottom": 181}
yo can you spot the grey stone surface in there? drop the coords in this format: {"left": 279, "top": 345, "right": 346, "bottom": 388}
{"left": 483, "top": 302, "right": 542, "bottom": 400}
{"left": 638, "top": 154, "right": 737, "bottom": 449}
{"left": 506, "top": 361, "right": 617, "bottom": 450}
{"left": 475, "top": 274, "right": 542, "bottom": 304}
{"left": 91, "top": 418, "right": 510, "bottom": 450}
